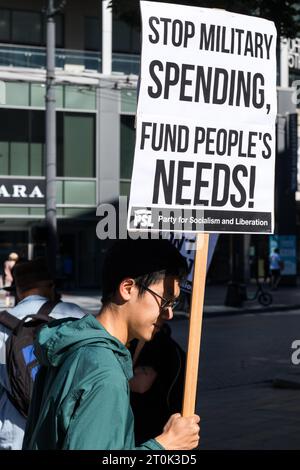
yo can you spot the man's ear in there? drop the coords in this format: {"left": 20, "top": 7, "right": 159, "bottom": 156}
{"left": 119, "top": 278, "right": 135, "bottom": 301}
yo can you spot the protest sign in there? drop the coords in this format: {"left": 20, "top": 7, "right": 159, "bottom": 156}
{"left": 128, "top": 1, "right": 277, "bottom": 234}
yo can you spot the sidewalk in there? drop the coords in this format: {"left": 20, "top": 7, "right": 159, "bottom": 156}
{"left": 0, "top": 282, "right": 299, "bottom": 317}
{"left": 203, "top": 282, "right": 300, "bottom": 317}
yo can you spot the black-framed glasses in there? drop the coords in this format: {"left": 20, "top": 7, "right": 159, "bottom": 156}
{"left": 140, "top": 284, "right": 179, "bottom": 310}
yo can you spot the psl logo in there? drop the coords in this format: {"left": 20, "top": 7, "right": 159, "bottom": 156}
{"left": 133, "top": 209, "right": 154, "bottom": 228}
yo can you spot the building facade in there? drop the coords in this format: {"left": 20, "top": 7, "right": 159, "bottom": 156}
{"left": 0, "top": 0, "right": 138, "bottom": 287}
{"left": 0, "top": 1, "right": 299, "bottom": 288}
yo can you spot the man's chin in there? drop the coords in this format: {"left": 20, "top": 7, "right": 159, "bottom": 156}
{"left": 136, "top": 325, "right": 160, "bottom": 342}
{"left": 150, "top": 325, "right": 160, "bottom": 340}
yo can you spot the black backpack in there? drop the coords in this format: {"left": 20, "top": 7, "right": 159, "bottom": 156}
{"left": 0, "top": 300, "right": 58, "bottom": 418}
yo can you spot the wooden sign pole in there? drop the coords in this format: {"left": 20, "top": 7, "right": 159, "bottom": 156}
{"left": 182, "top": 232, "right": 209, "bottom": 417}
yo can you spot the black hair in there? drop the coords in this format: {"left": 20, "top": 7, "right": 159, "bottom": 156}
{"left": 101, "top": 238, "right": 187, "bottom": 305}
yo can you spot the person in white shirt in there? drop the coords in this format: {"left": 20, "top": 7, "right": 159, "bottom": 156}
{"left": 0, "top": 257, "right": 85, "bottom": 450}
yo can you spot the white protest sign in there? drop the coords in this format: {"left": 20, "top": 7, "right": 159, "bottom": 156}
{"left": 127, "top": 1, "right": 277, "bottom": 234}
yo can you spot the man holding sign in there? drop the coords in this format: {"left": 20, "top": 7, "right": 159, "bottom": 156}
{"left": 128, "top": 2, "right": 276, "bottom": 422}
{"left": 23, "top": 239, "right": 200, "bottom": 450}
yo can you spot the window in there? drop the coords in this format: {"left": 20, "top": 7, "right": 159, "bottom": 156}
{"left": 12, "top": 11, "right": 41, "bottom": 45}
{"left": 64, "top": 86, "right": 96, "bottom": 110}
{"left": 0, "top": 8, "right": 64, "bottom": 47}
{"left": 85, "top": 14, "right": 140, "bottom": 57}
{"left": 0, "top": 142, "right": 9, "bottom": 174}
{"left": 120, "top": 115, "right": 135, "bottom": 180}
{"left": 55, "top": 14, "right": 64, "bottom": 48}
{"left": 30, "top": 110, "right": 45, "bottom": 176}
{"left": 0, "top": 9, "right": 10, "bottom": 41}
{"left": 10, "top": 142, "right": 29, "bottom": 176}
{"left": 6, "top": 82, "right": 30, "bottom": 106}
{"left": 113, "top": 18, "right": 141, "bottom": 54}
{"left": 0, "top": 109, "right": 95, "bottom": 178}
{"left": 0, "top": 108, "right": 44, "bottom": 176}
{"left": 64, "top": 180, "right": 96, "bottom": 205}
{"left": 85, "top": 16, "right": 101, "bottom": 52}
{"left": 0, "top": 108, "right": 29, "bottom": 145}
{"left": 62, "top": 114, "right": 95, "bottom": 177}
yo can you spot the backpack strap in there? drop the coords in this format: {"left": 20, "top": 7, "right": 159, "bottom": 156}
{"left": 0, "top": 300, "right": 60, "bottom": 331}
{"left": 22, "top": 300, "right": 60, "bottom": 324}
{"left": 0, "top": 310, "right": 20, "bottom": 331}
{"left": 35, "top": 300, "right": 59, "bottom": 321}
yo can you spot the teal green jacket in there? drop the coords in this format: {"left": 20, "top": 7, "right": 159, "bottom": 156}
{"left": 22, "top": 314, "right": 164, "bottom": 450}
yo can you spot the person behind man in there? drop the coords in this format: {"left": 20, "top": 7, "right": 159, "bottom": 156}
{"left": 3, "top": 252, "right": 19, "bottom": 307}
{"left": 269, "top": 248, "right": 284, "bottom": 290}
{"left": 0, "top": 258, "right": 84, "bottom": 450}
{"left": 23, "top": 239, "right": 200, "bottom": 450}
{"left": 129, "top": 322, "right": 186, "bottom": 445}
{"left": 3, "top": 252, "right": 19, "bottom": 288}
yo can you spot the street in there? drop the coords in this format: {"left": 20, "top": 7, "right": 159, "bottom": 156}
{"left": 7, "top": 288, "right": 300, "bottom": 450}
{"left": 170, "top": 310, "right": 300, "bottom": 450}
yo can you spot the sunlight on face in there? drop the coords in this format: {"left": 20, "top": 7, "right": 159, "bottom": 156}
{"left": 128, "top": 276, "right": 180, "bottom": 342}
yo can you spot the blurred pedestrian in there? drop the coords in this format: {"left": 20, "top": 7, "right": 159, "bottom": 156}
{"left": 129, "top": 323, "right": 186, "bottom": 445}
{"left": 263, "top": 254, "right": 270, "bottom": 283}
{"left": 269, "top": 248, "right": 284, "bottom": 290}
{"left": 0, "top": 257, "right": 85, "bottom": 450}
{"left": 23, "top": 239, "right": 200, "bottom": 450}
{"left": 3, "top": 252, "right": 19, "bottom": 307}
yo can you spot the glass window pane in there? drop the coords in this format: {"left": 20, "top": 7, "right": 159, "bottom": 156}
{"left": 31, "top": 110, "right": 45, "bottom": 143}
{"left": 120, "top": 180, "right": 131, "bottom": 197}
{"left": 6, "top": 82, "right": 29, "bottom": 106}
{"left": 0, "top": 108, "right": 29, "bottom": 142}
{"left": 131, "top": 28, "right": 141, "bottom": 54}
{"left": 30, "top": 143, "right": 43, "bottom": 176}
{"left": 56, "top": 112, "right": 64, "bottom": 176}
{"left": 0, "top": 10, "right": 10, "bottom": 41}
{"left": 56, "top": 179, "right": 63, "bottom": 204}
{"left": 64, "top": 181, "right": 96, "bottom": 205}
{"left": 63, "top": 114, "right": 95, "bottom": 177}
{"left": 29, "top": 208, "right": 44, "bottom": 215}
{"left": 56, "top": 85, "right": 64, "bottom": 108}
{"left": 55, "top": 14, "right": 64, "bottom": 48}
{"left": 12, "top": 11, "right": 42, "bottom": 45}
{"left": 113, "top": 19, "right": 131, "bottom": 53}
{"left": 0, "top": 207, "right": 28, "bottom": 215}
{"left": 121, "top": 89, "right": 137, "bottom": 114}
{"left": 10, "top": 142, "right": 29, "bottom": 175}
{"left": 31, "top": 83, "right": 46, "bottom": 107}
{"left": 0, "top": 142, "right": 9, "bottom": 175}
{"left": 63, "top": 208, "right": 94, "bottom": 217}
{"left": 120, "top": 115, "right": 135, "bottom": 179}
{"left": 85, "top": 17, "right": 101, "bottom": 51}
{"left": 65, "top": 85, "right": 96, "bottom": 110}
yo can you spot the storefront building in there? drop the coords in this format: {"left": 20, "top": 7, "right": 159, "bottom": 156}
{"left": 0, "top": 1, "right": 299, "bottom": 287}
{"left": 0, "top": 0, "right": 138, "bottom": 287}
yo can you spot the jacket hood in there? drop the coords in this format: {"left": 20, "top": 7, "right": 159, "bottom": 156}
{"left": 35, "top": 314, "right": 131, "bottom": 371}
